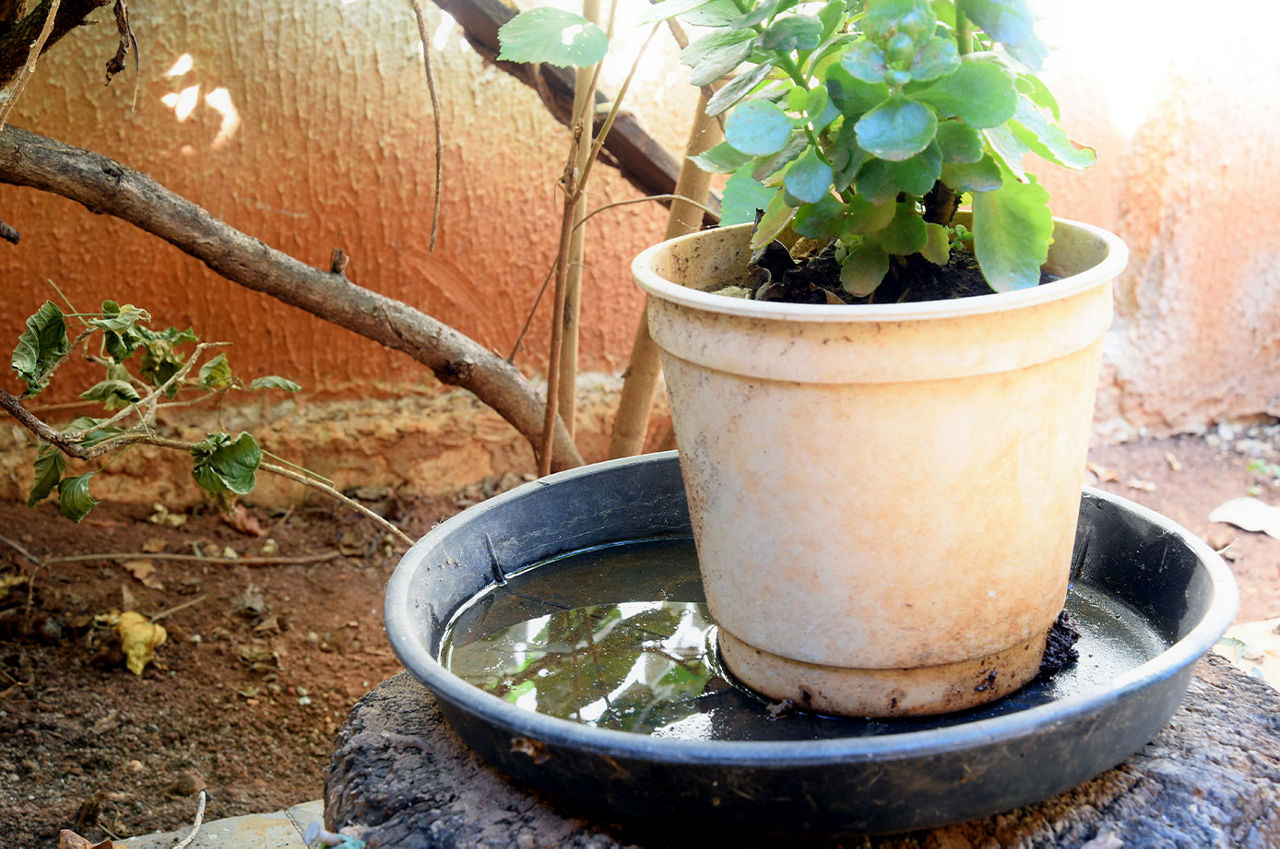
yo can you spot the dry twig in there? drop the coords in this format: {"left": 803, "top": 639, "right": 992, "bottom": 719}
{"left": 172, "top": 790, "right": 207, "bottom": 849}
{"left": 409, "top": 0, "right": 444, "bottom": 252}
{"left": 0, "top": 0, "right": 59, "bottom": 129}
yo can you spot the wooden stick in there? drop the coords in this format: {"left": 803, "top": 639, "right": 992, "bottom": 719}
{"left": 609, "top": 91, "right": 722, "bottom": 458}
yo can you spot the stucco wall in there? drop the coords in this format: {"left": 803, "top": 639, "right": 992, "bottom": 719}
{"left": 0, "top": 0, "right": 669, "bottom": 403}
{"left": 2, "top": 0, "right": 1279, "bottom": 508}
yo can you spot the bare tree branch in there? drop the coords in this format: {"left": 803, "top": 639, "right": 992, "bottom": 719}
{"left": 0, "top": 125, "right": 584, "bottom": 471}
{"left": 0, "top": 0, "right": 108, "bottom": 88}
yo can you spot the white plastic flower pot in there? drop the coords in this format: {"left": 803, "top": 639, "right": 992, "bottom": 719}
{"left": 632, "top": 219, "right": 1128, "bottom": 717}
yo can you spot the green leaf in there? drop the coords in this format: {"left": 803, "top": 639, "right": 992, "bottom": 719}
{"left": 843, "top": 194, "right": 898, "bottom": 235}
{"left": 841, "top": 241, "right": 890, "bottom": 296}
{"left": 705, "top": 62, "right": 773, "bottom": 117}
{"left": 804, "top": 86, "right": 837, "bottom": 133}
{"left": 908, "top": 36, "right": 959, "bottom": 82}
{"left": 958, "top": 0, "right": 1046, "bottom": 69}
{"left": 135, "top": 325, "right": 197, "bottom": 395}
{"left": 750, "top": 193, "right": 798, "bottom": 252}
{"left": 199, "top": 352, "right": 234, "bottom": 389}
{"left": 680, "top": 0, "right": 741, "bottom": 26}
{"left": 941, "top": 155, "right": 1003, "bottom": 192}
{"left": 827, "top": 119, "right": 866, "bottom": 193}
{"left": 936, "top": 121, "right": 984, "bottom": 163}
{"left": 725, "top": 99, "right": 794, "bottom": 155}
{"left": 682, "top": 29, "right": 756, "bottom": 86}
{"left": 982, "top": 123, "right": 1031, "bottom": 180}
{"left": 793, "top": 195, "right": 847, "bottom": 240}
{"left": 855, "top": 141, "right": 942, "bottom": 202}
{"left": 912, "top": 60, "right": 1016, "bottom": 128}
{"left": 880, "top": 202, "right": 928, "bottom": 255}
{"left": 866, "top": 0, "right": 935, "bottom": 42}
{"left": 690, "top": 140, "right": 754, "bottom": 174}
{"left": 752, "top": 131, "right": 809, "bottom": 180}
{"left": 1016, "top": 73, "right": 1060, "bottom": 120}
{"left": 635, "top": 0, "right": 712, "bottom": 26}
{"left": 28, "top": 448, "right": 65, "bottom": 508}
{"left": 922, "top": 222, "right": 951, "bottom": 264}
{"left": 761, "top": 15, "right": 823, "bottom": 52}
{"left": 80, "top": 379, "right": 141, "bottom": 411}
{"left": 855, "top": 94, "right": 937, "bottom": 161}
{"left": 12, "top": 301, "right": 70, "bottom": 397}
{"left": 1010, "top": 95, "right": 1096, "bottom": 170}
{"left": 841, "top": 40, "right": 887, "bottom": 84}
{"left": 971, "top": 170, "right": 1053, "bottom": 291}
{"left": 721, "top": 168, "right": 776, "bottom": 226}
{"left": 248, "top": 375, "right": 302, "bottom": 392}
{"left": 190, "top": 432, "right": 261, "bottom": 496}
{"left": 826, "top": 65, "right": 889, "bottom": 119}
{"left": 783, "top": 149, "right": 834, "bottom": 204}
{"left": 57, "top": 472, "right": 97, "bottom": 523}
{"left": 496, "top": 8, "right": 608, "bottom": 68}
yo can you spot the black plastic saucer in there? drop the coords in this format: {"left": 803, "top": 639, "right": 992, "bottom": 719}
{"left": 385, "top": 452, "right": 1237, "bottom": 834}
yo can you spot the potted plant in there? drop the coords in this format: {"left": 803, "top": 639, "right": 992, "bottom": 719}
{"left": 627, "top": 0, "right": 1128, "bottom": 717}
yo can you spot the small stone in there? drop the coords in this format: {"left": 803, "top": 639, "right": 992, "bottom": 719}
{"left": 169, "top": 768, "right": 206, "bottom": 796}
{"left": 124, "top": 759, "right": 144, "bottom": 774}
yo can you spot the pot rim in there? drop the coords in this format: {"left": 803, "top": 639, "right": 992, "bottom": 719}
{"left": 632, "top": 218, "right": 1128, "bottom": 323}
{"left": 385, "top": 453, "right": 1237, "bottom": 767}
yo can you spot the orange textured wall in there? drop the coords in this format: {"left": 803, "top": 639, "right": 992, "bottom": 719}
{"left": 3, "top": 0, "right": 1280, "bottom": 439}
{"left": 0, "top": 0, "right": 672, "bottom": 403}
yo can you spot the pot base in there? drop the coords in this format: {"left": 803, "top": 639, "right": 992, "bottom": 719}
{"left": 718, "top": 628, "right": 1051, "bottom": 717}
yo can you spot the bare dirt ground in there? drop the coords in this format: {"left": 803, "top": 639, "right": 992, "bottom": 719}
{"left": 1, "top": 432, "right": 1278, "bottom": 848}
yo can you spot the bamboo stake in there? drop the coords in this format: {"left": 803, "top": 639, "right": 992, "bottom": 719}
{"left": 556, "top": 0, "right": 602, "bottom": 442}
{"left": 608, "top": 91, "right": 721, "bottom": 458}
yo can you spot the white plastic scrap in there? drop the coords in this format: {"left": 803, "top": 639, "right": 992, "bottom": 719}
{"left": 1209, "top": 497, "right": 1280, "bottom": 540}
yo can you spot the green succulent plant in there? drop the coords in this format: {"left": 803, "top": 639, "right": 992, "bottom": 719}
{"left": 500, "top": 0, "right": 1094, "bottom": 297}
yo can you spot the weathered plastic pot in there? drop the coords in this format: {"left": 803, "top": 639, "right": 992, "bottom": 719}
{"left": 631, "top": 219, "right": 1129, "bottom": 716}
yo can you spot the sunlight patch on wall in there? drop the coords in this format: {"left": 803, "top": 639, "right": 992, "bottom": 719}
{"left": 165, "top": 53, "right": 194, "bottom": 77}
{"left": 204, "top": 87, "right": 241, "bottom": 149}
{"left": 162, "top": 84, "right": 200, "bottom": 122}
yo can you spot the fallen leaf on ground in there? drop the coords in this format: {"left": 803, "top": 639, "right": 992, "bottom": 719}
{"left": 116, "top": 611, "right": 167, "bottom": 675}
{"left": 58, "top": 830, "right": 129, "bottom": 849}
{"left": 1163, "top": 451, "right": 1183, "bottom": 472}
{"left": 147, "top": 503, "right": 186, "bottom": 528}
{"left": 221, "top": 503, "right": 267, "bottom": 537}
{"left": 1086, "top": 461, "right": 1119, "bottom": 483}
{"left": 141, "top": 537, "right": 167, "bottom": 554}
{"left": 1126, "top": 478, "right": 1156, "bottom": 492}
{"left": 0, "top": 572, "right": 27, "bottom": 603}
{"left": 123, "top": 559, "right": 164, "bottom": 590}
{"left": 1209, "top": 497, "right": 1280, "bottom": 539}
{"left": 338, "top": 531, "right": 366, "bottom": 556}
{"left": 231, "top": 585, "right": 268, "bottom": 618}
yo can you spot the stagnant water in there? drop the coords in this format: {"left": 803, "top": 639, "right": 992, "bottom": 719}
{"left": 441, "top": 537, "right": 1168, "bottom": 740}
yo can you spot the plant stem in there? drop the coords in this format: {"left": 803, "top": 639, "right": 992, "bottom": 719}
{"left": 261, "top": 461, "right": 414, "bottom": 549}
{"left": 409, "top": 0, "right": 444, "bottom": 252}
{"left": 956, "top": 8, "right": 973, "bottom": 57}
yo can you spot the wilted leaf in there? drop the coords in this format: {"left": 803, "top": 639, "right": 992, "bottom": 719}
{"left": 116, "top": 610, "right": 167, "bottom": 675}
{"left": 190, "top": 432, "right": 261, "bottom": 496}
{"left": 198, "top": 353, "right": 234, "bottom": 389}
{"left": 58, "top": 472, "right": 98, "bottom": 523}
{"left": 79, "top": 379, "right": 141, "bottom": 411}
{"left": 12, "top": 301, "right": 70, "bottom": 396}
{"left": 247, "top": 375, "right": 301, "bottom": 392}
{"left": 497, "top": 8, "right": 607, "bottom": 68}
{"left": 28, "top": 448, "right": 66, "bottom": 508}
